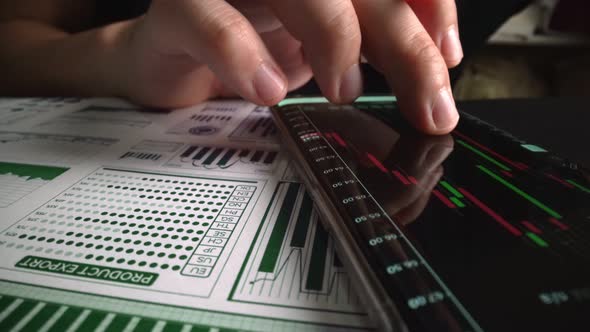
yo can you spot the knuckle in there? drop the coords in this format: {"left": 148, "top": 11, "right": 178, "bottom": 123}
{"left": 407, "top": 32, "right": 440, "bottom": 67}
{"left": 405, "top": 32, "right": 448, "bottom": 85}
{"left": 206, "top": 8, "right": 252, "bottom": 54}
{"left": 324, "top": 2, "right": 361, "bottom": 46}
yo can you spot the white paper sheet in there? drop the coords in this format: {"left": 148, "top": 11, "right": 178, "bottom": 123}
{"left": 0, "top": 97, "right": 371, "bottom": 331}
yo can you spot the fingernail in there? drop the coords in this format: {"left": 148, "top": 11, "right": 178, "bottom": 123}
{"left": 339, "top": 63, "right": 363, "bottom": 103}
{"left": 441, "top": 27, "right": 463, "bottom": 64}
{"left": 431, "top": 88, "right": 459, "bottom": 131}
{"left": 254, "top": 62, "right": 286, "bottom": 104}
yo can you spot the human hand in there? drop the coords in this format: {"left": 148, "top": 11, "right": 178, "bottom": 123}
{"left": 115, "top": 0, "right": 462, "bottom": 134}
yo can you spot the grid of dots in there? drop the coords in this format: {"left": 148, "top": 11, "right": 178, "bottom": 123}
{"left": 1, "top": 169, "right": 249, "bottom": 273}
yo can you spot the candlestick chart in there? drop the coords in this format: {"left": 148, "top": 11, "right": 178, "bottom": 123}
{"left": 273, "top": 100, "right": 590, "bottom": 332}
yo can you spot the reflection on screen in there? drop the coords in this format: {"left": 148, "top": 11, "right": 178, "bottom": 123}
{"left": 276, "top": 101, "right": 590, "bottom": 331}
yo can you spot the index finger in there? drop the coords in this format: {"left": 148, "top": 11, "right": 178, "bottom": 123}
{"left": 266, "top": 0, "right": 363, "bottom": 103}
{"left": 353, "top": 0, "right": 459, "bottom": 134}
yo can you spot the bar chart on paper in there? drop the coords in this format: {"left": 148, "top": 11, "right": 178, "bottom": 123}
{"left": 0, "top": 168, "right": 261, "bottom": 298}
{"left": 0, "top": 292, "right": 241, "bottom": 332}
{"left": 0, "top": 162, "right": 68, "bottom": 207}
{"left": 166, "top": 144, "right": 281, "bottom": 174}
{"left": 230, "top": 107, "right": 278, "bottom": 142}
{"left": 230, "top": 182, "right": 364, "bottom": 313}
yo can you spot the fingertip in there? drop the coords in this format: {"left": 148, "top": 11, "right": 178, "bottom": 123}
{"left": 430, "top": 87, "right": 459, "bottom": 134}
{"left": 338, "top": 63, "right": 363, "bottom": 104}
{"left": 396, "top": 86, "right": 459, "bottom": 135}
{"left": 253, "top": 61, "right": 288, "bottom": 105}
{"left": 440, "top": 27, "right": 463, "bottom": 68}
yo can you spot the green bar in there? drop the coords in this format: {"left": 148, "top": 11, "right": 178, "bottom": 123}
{"left": 76, "top": 310, "right": 106, "bottom": 331}
{"left": 134, "top": 317, "right": 156, "bottom": 331}
{"left": 0, "top": 300, "right": 35, "bottom": 331}
{"left": 104, "top": 314, "right": 131, "bottom": 332}
{"left": 277, "top": 95, "right": 397, "bottom": 107}
{"left": 457, "top": 140, "right": 511, "bottom": 171}
{"left": 521, "top": 144, "right": 547, "bottom": 153}
{"left": 450, "top": 197, "right": 466, "bottom": 208}
{"left": 440, "top": 181, "right": 464, "bottom": 198}
{"left": 0, "top": 296, "right": 14, "bottom": 312}
{"left": 202, "top": 148, "right": 224, "bottom": 165}
{"left": 477, "top": 165, "right": 563, "bottom": 219}
{"left": 0, "top": 162, "right": 68, "bottom": 181}
{"left": 22, "top": 303, "right": 60, "bottom": 331}
{"left": 526, "top": 232, "right": 549, "bottom": 247}
{"left": 567, "top": 179, "right": 590, "bottom": 194}
{"left": 305, "top": 224, "right": 329, "bottom": 291}
{"left": 258, "top": 183, "right": 301, "bottom": 272}
{"left": 290, "top": 192, "right": 313, "bottom": 248}
{"left": 162, "top": 321, "right": 183, "bottom": 332}
{"left": 217, "top": 149, "right": 237, "bottom": 166}
{"left": 48, "top": 307, "right": 83, "bottom": 332}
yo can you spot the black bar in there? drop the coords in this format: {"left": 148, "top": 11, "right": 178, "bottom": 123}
{"left": 250, "top": 117, "right": 265, "bottom": 133}
{"left": 250, "top": 151, "right": 264, "bottom": 163}
{"left": 120, "top": 152, "right": 132, "bottom": 159}
{"left": 262, "top": 125, "right": 274, "bottom": 137}
{"left": 218, "top": 149, "right": 237, "bottom": 166}
{"left": 290, "top": 192, "right": 313, "bottom": 248}
{"left": 238, "top": 149, "right": 250, "bottom": 158}
{"left": 333, "top": 253, "right": 343, "bottom": 267}
{"left": 263, "top": 151, "right": 278, "bottom": 164}
{"left": 306, "top": 223, "right": 330, "bottom": 291}
{"left": 181, "top": 146, "right": 198, "bottom": 158}
{"left": 203, "top": 148, "right": 224, "bottom": 165}
{"left": 261, "top": 118, "right": 272, "bottom": 128}
{"left": 193, "top": 147, "right": 211, "bottom": 160}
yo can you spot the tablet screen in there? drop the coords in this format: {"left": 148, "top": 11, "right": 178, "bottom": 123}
{"left": 273, "top": 98, "right": 590, "bottom": 331}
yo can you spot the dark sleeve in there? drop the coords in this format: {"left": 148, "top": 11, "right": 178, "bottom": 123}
{"left": 93, "top": 0, "right": 151, "bottom": 26}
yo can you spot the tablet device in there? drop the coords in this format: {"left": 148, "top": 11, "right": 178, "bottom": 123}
{"left": 271, "top": 96, "right": 590, "bottom": 331}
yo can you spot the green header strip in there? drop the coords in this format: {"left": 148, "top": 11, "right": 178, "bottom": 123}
{"left": 277, "top": 95, "right": 397, "bottom": 107}
{"left": 16, "top": 256, "right": 158, "bottom": 286}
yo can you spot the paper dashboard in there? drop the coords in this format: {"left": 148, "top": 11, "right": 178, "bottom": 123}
{"left": 0, "top": 98, "right": 371, "bottom": 332}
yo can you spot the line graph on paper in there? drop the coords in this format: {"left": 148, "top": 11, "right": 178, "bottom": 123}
{"left": 0, "top": 98, "right": 81, "bottom": 125}
{"left": 0, "top": 162, "right": 68, "bottom": 207}
{"left": 230, "top": 182, "right": 364, "bottom": 313}
{"left": 0, "top": 132, "right": 117, "bottom": 165}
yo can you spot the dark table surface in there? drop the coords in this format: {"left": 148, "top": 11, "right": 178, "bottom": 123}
{"left": 459, "top": 98, "right": 590, "bottom": 168}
